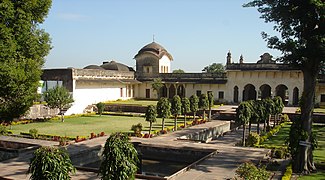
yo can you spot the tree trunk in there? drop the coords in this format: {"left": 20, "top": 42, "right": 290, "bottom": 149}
{"left": 184, "top": 113, "right": 187, "bottom": 128}
{"left": 174, "top": 115, "right": 177, "bottom": 131}
{"left": 242, "top": 124, "right": 246, "bottom": 146}
{"left": 257, "top": 122, "right": 260, "bottom": 135}
{"left": 248, "top": 121, "right": 252, "bottom": 134}
{"left": 193, "top": 112, "right": 196, "bottom": 121}
{"left": 209, "top": 107, "right": 212, "bottom": 121}
{"left": 293, "top": 68, "right": 317, "bottom": 173}
{"left": 203, "top": 110, "right": 206, "bottom": 120}
{"left": 162, "top": 118, "right": 165, "bottom": 130}
{"left": 149, "top": 122, "right": 152, "bottom": 135}
{"left": 263, "top": 118, "right": 266, "bottom": 132}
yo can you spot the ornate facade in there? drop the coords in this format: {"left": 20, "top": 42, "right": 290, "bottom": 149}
{"left": 41, "top": 42, "right": 325, "bottom": 114}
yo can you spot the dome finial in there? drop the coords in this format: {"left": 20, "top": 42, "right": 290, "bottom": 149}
{"left": 153, "top": 34, "right": 155, "bottom": 42}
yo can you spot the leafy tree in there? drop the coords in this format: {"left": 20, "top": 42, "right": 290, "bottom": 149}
{"left": 99, "top": 132, "right": 138, "bottom": 180}
{"left": 189, "top": 94, "right": 199, "bottom": 121}
{"left": 263, "top": 98, "right": 275, "bottom": 130}
{"left": 44, "top": 86, "right": 74, "bottom": 122}
{"left": 145, "top": 105, "right": 157, "bottom": 135}
{"left": 0, "top": 0, "right": 52, "bottom": 124}
{"left": 157, "top": 97, "right": 171, "bottom": 130}
{"left": 181, "top": 97, "right": 191, "bottom": 128}
{"left": 199, "top": 94, "right": 209, "bottom": 120}
{"left": 202, "top": 63, "right": 225, "bottom": 74}
{"left": 207, "top": 92, "right": 214, "bottom": 121}
{"left": 28, "top": 146, "right": 75, "bottom": 180}
{"left": 151, "top": 78, "right": 163, "bottom": 99}
{"left": 96, "top": 102, "right": 105, "bottom": 116}
{"left": 245, "top": 0, "right": 325, "bottom": 173}
{"left": 236, "top": 101, "right": 253, "bottom": 146}
{"left": 273, "top": 96, "right": 284, "bottom": 126}
{"left": 172, "top": 69, "right": 185, "bottom": 73}
{"left": 171, "top": 95, "right": 182, "bottom": 130}
{"left": 254, "top": 100, "right": 266, "bottom": 134}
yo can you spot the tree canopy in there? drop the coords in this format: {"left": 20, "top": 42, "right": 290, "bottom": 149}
{"left": 44, "top": 86, "right": 74, "bottom": 122}
{"left": 202, "top": 63, "right": 225, "bottom": 73}
{"left": 157, "top": 97, "right": 171, "bottom": 130}
{"left": 99, "top": 132, "right": 138, "bottom": 180}
{"left": 145, "top": 105, "right": 157, "bottom": 134}
{"left": 245, "top": 0, "right": 325, "bottom": 173}
{"left": 189, "top": 94, "right": 199, "bottom": 121}
{"left": 172, "top": 69, "right": 185, "bottom": 73}
{"left": 0, "top": 0, "right": 52, "bottom": 123}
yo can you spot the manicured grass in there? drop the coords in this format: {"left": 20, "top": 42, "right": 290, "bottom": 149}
{"left": 313, "top": 124, "right": 325, "bottom": 164}
{"left": 10, "top": 115, "right": 182, "bottom": 137}
{"left": 314, "top": 108, "right": 325, "bottom": 114}
{"left": 298, "top": 170, "right": 325, "bottom": 180}
{"left": 260, "top": 124, "right": 291, "bottom": 147}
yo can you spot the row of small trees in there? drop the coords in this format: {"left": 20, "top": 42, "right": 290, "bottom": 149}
{"left": 145, "top": 92, "right": 214, "bottom": 134}
{"left": 236, "top": 96, "right": 284, "bottom": 146}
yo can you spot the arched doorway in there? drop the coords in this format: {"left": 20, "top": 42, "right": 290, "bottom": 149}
{"left": 233, "top": 86, "right": 239, "bottom": 103}
{"left": 160, "top": 84, "right": 168, "bottom": 98}
{"left": 177, "top": 84, "right": 185, "bottom": 98}
{"left": 275, "top": 84, "right": 289, "bottom": 105}
{"left": 243, "top": 84, "right": 256, "bottom": 101}
{"left": 169, "top": 84, "right": 176, "bottom": 99}
{"left": 260, "top": 84, "right": 271, "bottom": 99}
{"left": 293, "top": 87, "right": 299, "bottom": 106}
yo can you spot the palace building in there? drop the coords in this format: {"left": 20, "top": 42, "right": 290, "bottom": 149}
{"left": 41, "top": 42, "right": 325, "bottom": 115}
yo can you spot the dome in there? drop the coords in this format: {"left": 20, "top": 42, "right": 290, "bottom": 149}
{"left": 100, "top": 61, "right": 131, "bottom": 71}
{"left": 83, "top": 65, "right": 105, "bottom": 70}
{"left": 134, "top": 42, "right": 173, "bottom": 60}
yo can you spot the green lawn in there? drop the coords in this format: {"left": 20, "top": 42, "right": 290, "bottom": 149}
{"left": 10, "top": 115, "right": 180, "bottom": 137}
{"left": 260, "top": 124, "right": 291, "bottom": 147}
{"left": 314, "top": 108, "right": 325, "bottom": 114}
{"left": 313, "top": 124, "right": 325, "bottom": 164}
{"left": 298, "top": 170, "right": 325, "bottom": 180}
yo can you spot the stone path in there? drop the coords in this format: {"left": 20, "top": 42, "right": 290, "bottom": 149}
{"left": 0, "top": 120, "right": 269, "bottom": 180}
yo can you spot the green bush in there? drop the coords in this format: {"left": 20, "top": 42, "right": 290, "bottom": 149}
{"left": 28, "top": 146, "right": 75, "bottom": 180}
{"left": 272, "top": 148, "right": 286, "bottom": 159}
{"left": 236, "top": 161, "right": 270, "bottom": 180}
{"left": 282, "top": 114, "right": 290, "bottom": 122}
{"left": 131, "top": 123, "right": 143, "bottom": 136}
{"left": 0, "top": 125, "right": 8, "bottom": 135}
{"left": 29, "top": 129, "right": 38, "bottom": 139}
{"left": 246, "top": 132, "right": 260, "bottom": 147}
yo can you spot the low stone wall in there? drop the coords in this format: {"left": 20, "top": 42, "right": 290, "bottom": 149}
{"left": 105, "top": 104, "right": 147, "bottom": 113}
{"left": 24, "top": 104, "right": 59, "bottom": 119}
{"left": 180, "top": 121, "right": 230, "bottom": 142}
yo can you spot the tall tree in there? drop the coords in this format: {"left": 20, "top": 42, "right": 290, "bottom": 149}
{"left": 245, "top": 0, "right": 325, "bottom": 173}
{"left": 181, "top": 97, "right": 191, "bottom": 128}
{"left": 207, "top": 92, "right": 214, "bottom": 121}
{"left": 171, "top": 95, "right": 182, "bottom": 131}
{"left": 156, "top": 97, "right": 171, "bottom": 130}
{"left": 151, "top": 78, "right": 163, "bottom": 99}
{"left": 145, "top": 105, "right": 157, "bottom": 135}
{"left": 236, "top": 101, "right": 253, "bottom": 146}
{"left": 273, "top": 96, "right": 284, "bottom": 126}
{"left": 44, "top": 86, "right": 74, "bottom": 122}
{"left": 99, "top": 132, "right": 138, "bottom": 180}
{"left": 202, "top": 63, "right": 225, "bottom": 74}
{"left": 0, "top": 0, "right": 52, "bottom": 124}
{"left": 199, "top": 93, "right": 209, "bottom": 120}
{"left": 189, "top": 94, "right": 199, "bottom": 121}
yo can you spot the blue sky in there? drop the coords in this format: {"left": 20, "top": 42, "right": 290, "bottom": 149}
{"left": 42, "top": 0, "right": 281, "bottom": 72}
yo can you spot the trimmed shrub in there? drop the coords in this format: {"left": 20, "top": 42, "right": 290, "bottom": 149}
{"left": 0, "top": 125, "right": 8, "bottom": 135}
{"left": 246, "top": 132, "right": 260, "bottom": 147}
{"left": 28, "top": 146, "right": 75, "bottom": 180}
{"left": 236, "top": 161, "right": 270, "bottom": 180}
{"left": 131, "top": 123, "right": 143, "bottom": 136}
{"left": 29, "top": 129, "right": 38, "bottom": 139}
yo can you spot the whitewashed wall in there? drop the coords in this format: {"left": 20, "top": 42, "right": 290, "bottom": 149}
{"left": 159, "top": 55, "right": 171, "bottom": 73}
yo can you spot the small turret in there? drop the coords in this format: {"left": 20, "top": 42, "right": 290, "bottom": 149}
{"left": 226, "top": 51, "right": 232, "bottom": 64}
{"left": 239, "top": 54, "right": 244, "bottom": 64}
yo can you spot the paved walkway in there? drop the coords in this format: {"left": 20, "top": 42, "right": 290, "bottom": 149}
{"left": 0, "top": 120, "right": 269, "bottom": 180}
